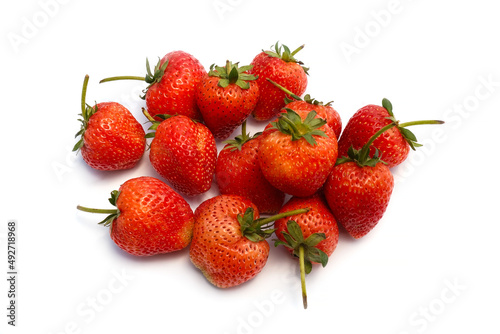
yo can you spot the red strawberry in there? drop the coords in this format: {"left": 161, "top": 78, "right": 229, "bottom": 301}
{"left": 337, "top": 98, "right": 444, "bottom": 168}
{"left": 324, "top": 127, "right": 395, "bottom": 239}
{"left": 249, "top": 42, "right": 308, "bottom": 121}
{"left": 274, "top": 194, "right": 339, "bottom": 309}
{"left": 73, "top": 75, "right": 146, "bottom": 171}
{"left": 196, "top": 61, "right": 259, "bottom": 140}
{"left": 215, "top": 121, "right": 285, "bottom": 214}
{"left": 145, "top": 111, "right": 217, "bottom": 196}
{"left": 100, "top": 51, "right": 207, "bottom": 121}
{"left": 274, "top": 194, "right": 339, "bottom": 258}
{"left": 258, "top": 109, "right": 338, "bottom": 197}
{"left": 267, "top": 79, "right": 342, "bottom": 139}
{"left": 189, "top": 194, "right": 308, "bottom": 288}
{"left": 76, "top": 176, "right": 194, "bottom": 256}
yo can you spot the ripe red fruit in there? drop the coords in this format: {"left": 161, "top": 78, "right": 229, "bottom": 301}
{"left": 258, "top": 109, "right": 338, "bottom": 197}
{"left": 196, "top": 61, "right": 259, "bottom": 140}
{"left": 337, "top": 98, "right": 444, "bottom": 168}
{"left": 274, "top": 194, "right": 339, "bottom": 258}
{"left": 145, "top": 111, "right": 217, "bottom": 197}
{"left": 324, "top": 127, "right": 395, "bottom": 239}
{"left": 76, "top": 176, "right": 195, "bottom": 256}
{"left": 215, "top": 121, "right": 285, "bottom": 214}
{"left": 249, "top": 42, "right": 308, "bottom": 121}
{"left": 274, "top": 193, "right": 339, "bottom": 308}
{"left": 73, "top": 75, "right": 146, "bottom": 171}
{"left": 325, "top": 161, "right": 394, "bottom": 239}
{"left": 100, "top": 51, "right": 207, "bottom": 121}
{"left": 189, "top": 194, "right": 308, "bottom": 288}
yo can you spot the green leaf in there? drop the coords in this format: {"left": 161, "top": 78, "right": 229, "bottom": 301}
{"left": 286, "top": 221, "right": 305, "bottom": 244}
{"left": 218, "top": 79, "right": 230, "bottom": 88}
{"left": 302, "top": 133, "right": 318, "bottom": 146}
{"left": 281, "top": 231, "right": 298, "bottom": 248}
{"left": 238, "top": 65, "right": 253, "bottom": 73}
{"left": 108, "top": 190, "right": 120, "bottom": 206}
{"left": 304, "top": 233, "right": 326, "bottom": 247}
{"left": 308, "top": 248, "right": 328, "bottom": 267}
{"left": 399, "top": 127, "right": 418, "bottom": 142}
{"left": 382, "top": 98, "right": 393, "bottom": 116}
{"left": 273, "top": 239, "right": 289, "bottom": 248}
{"left": 235, "top": 80, "right": 250, "bottom": 90}
{"left": 228, "top": 65, "right": 239, "bottom": 84}
{"left": 304, "top": 259, "right": 313, "bottom": 275}
{"left": 97, "top": 213, "right": 119, "bottom": 227}
{"left": 72, "top": 138, "right": 84, "bottom": 152}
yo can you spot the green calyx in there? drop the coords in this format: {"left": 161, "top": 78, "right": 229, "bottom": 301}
{"left": 336, "top": 98, "right": 445, "bottom": 167}
{"left": 274, "top": 220, "right": 328, "bottom": 309}
{"left": 238, "top": 207, "right": 310, "bottom": 243}
{"left": 222, "top": 120, "right": 261, "bottom": 152}
{"left": 208, "top": 61, "right": 257, "bottom": 90}
{"left": 271, "top": 109, "right": 327, "bottom": 146}
{"left": 99, "top": 57, "right": 169, "bottom": 100}
{"left": 76, "top": 190, "right": 121, "bottom": 227}
{"left": 264, "top": 42, "right": 309, "bottom": 74}
{"left": 73, "top": 75, "right": 98, "bottom": 152}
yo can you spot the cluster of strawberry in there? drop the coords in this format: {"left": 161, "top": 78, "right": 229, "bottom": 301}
{"left": 76, "top": 42, "right": 443, "bottom": 309}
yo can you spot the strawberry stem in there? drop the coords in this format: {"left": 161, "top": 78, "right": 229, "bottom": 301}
{"left": 273, "top": 220, "right": 327, "bottom": 309}
{"left": 99, "top": 76, "right": 146, "bottom": 83}
{"left": 76, "top": 191, "right": 120, "bottom": 226}
{"left": 258, "top": 208, "right": 309, "bottom": 228}
{"left": 299, "top": 245, "right": 308, "bottom": 309}
{"left": 76, "top": 206, "right": 117, "bottom": 215}
{"left": 399, "top": 120, "right": 445, "bottom": 128}
{"left": 81, "top": 75, "right": 89, "bottom": 114}
{"left": 266, "top": 78, "right": 302, "bottom": 101}
{"left": 142, "top": 107, "right": 157, "bottom": 122}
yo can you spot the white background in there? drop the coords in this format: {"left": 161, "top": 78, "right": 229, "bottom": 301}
{"left": 1, "top": 0, "right": 499, "bottom": 333}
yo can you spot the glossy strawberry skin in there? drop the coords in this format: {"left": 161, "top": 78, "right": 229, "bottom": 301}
{"left": 189, "top": 195, "right": 269, "bottom": 288}
{"left": 274, "top": 194, "right": 339, "bottom": 257}
{"left": 81, "top": 102, "right": 146, "bottom": 171}
{"left": 284, "top": 100, "right": 342, "bottom": 140}
{"left": 111, "top": 176, "right": 194, "bottom": 256}
{"left": 215, "top": 136, "right": 285, "bottom": 214}
{"left": 249, "top": 52, "right": 307, "bottom": 121}
{"left": 149, "top": 115, "right": 217, "bottom": 196}
{"left": 145, "top": 51, "right": 207, "bottom": 121}
{"left": 323, "top": 162, "right": 394, "bottom": 239}
{"left": 196, "top": 76, "right": 259, "bottom": 140}
{"left": 258, "top": 114, "right": 338, "bottom": 197}
{"left": 337, "top": 104, "right": 409, "bottom": 168}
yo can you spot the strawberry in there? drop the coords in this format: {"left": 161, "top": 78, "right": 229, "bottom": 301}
{"left": 337, "top": 98, "right": 444, "bottom": 168}
{"left": 215, "top": 121, "right": 285, "bottom": 214}
{"left": 258, "top": 109, "right": 338, "bottom": 197}
{"left": 274, "top": 194, "right": 339, "bottom": 258}
{"left": 73, "top": 75, "right": 146, "bottom": 171}
{"left": 267, "top": 78, "right": 342, "bottom": 139}
{"left": 274, "top": 193, "right": 339, "bottom": 308}
{"left": 324, "top": 126, "right": 396, "bottom": 239}
{"left": 189, "top": 194, "right": 308, "bottom": 288}
{"left": 196, "top": 61, "right": 259, "bottom": 140}
{"left": 76, "top": 176, "right": 194, "bottom": 256}
{"left": 144, "top": 110, "right": 217, "bottom": 197}
{"left": 100, "top": 50, "right": 207, "bottom": 121}
{"left": 249, "top": 42, "right": 308, "bottom": 121}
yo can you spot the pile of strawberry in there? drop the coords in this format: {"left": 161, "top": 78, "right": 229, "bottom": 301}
{"left": 76, "top": 42, "right": 443, "bottom": 309}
